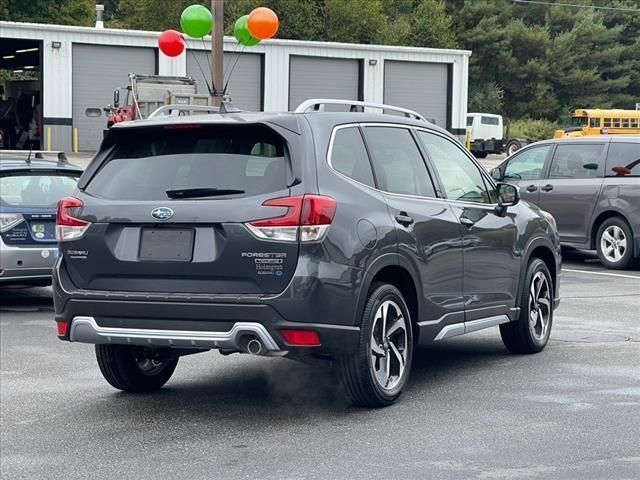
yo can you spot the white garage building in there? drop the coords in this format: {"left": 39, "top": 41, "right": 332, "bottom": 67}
{"left": 0, "top": 20, "right": 470, "bottom": 152}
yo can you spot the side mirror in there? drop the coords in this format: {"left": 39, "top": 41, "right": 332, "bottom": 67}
{"left": 490, "top": 167, "right": 502, "bottom": 180}
{"left": 113, "top": 89, "right": 120, "bottom": 108}
{"left": 495, "top": 182, "right": 520, "bottom": 216}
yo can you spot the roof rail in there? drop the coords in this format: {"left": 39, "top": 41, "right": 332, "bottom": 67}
{"left": 147, "top": 101, "right": 241, "bottom": 119}
{"left": 294, "top": 99, "right": 427, "bottom": 121}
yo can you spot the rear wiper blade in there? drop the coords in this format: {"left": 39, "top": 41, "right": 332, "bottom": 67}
{"left": 166, "top": 187, "right": 245, "bottom": 199}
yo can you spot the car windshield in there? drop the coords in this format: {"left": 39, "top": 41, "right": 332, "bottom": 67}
{"left": 0, "top": 173, "right": 79, "bottom": 207}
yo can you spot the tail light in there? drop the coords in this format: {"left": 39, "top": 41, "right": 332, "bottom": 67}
{"left": 280, "top": 329, "right": 321, "bottom": 346}
{"left": 246, "top": 194, "right": 336, "bottom": 242}
{"left": 56, "top": 320, "right": 68, "bottom": 337}
{"left": 56, "top": 196, "right": 90, "bottom": 242}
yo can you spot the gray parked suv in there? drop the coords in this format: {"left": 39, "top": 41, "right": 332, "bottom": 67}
{"left": 492, "top": 135, "right": 640, "bottom": 269}
{"left": 53, "top": 100, "right": 561, "bottom": 407}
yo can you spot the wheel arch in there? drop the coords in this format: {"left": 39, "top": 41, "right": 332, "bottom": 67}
{"left": 360, "top": 255, "right": 421, "bottom": 339}
{"left": 518, "top": 238, "right": 559, "bottom": 310}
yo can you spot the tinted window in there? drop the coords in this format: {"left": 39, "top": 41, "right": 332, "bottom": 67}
{"left": 504, "top": 145, "right": 550, "bottom": 181}
{"left": 605, "top": 143, "right": 640, "bottom": 177}
{"left": 549, "top": 144, "right": 605, "bottom": 179}
{"left": 466, "top": 116, "right": 474, "bottom": 126}
{"left": 86, "top": 125, "right": 288, "bottom": 201}
{"left": 417, "top": 130, "right": 495, "bottom": 204}
{"left": 330, "top": 127, "right": 375, "bottom": 187}
{"left": 0, "top": 174, "right": 78, "bottom": 207}
{"left": 481, "top": 116, "right": 500, "bottom": 126}
{"left": 363, "top": 126, "right": 435, "bottom": 197}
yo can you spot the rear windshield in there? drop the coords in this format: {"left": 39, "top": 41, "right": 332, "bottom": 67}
{"left": 0, "top": 173, "right": 79, "bottom": 207}
{"left": 85, "top": 125, "right": 289, "bottom": 200}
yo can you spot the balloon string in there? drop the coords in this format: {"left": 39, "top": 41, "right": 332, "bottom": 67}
{"left": 184, "top": 37, "right": 213, "bottom": 95}
{"left": 201, "top": 37, "right": 212, "bottom": 83}
{"left": 223, "top": 43, "right": 247, "bottom": 97}
{"left": 223, "top": 41, "right": 241, "bottom": 86}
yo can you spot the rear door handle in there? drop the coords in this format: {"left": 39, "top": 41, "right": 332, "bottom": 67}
{"left": 526, "top": 184, "right": 538, "bottom": 192}
{"left": 394, "top": 213, "right": 414, "bottom": 227}
{"left": 459, "top": 216, "right": 475, "bottom": 227}
{"left": 541, "top": 184, "right": 553, "bottom": 192}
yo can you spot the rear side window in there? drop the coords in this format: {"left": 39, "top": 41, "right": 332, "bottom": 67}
{"left": 330, "top": 127, "right": 375, "bottom": 187}
{"left": 549, "top": 144, "right": 605, "bottom": 179}
{"left": 85, "top": 125, "right": 288, "bottom": 201}
{"left": 504, "top": 145, "right": 550, "bottom": 181}
{"left": 0, "top": 173, "right": 78, "bottom": 207}
{"left": 466, "top": 116, "right": 474, "bottom": 127}
{"left": 362, "top": 126, "right": 436, "bottom": 197}
{"left": 481, "top": 116, "right": 499, "bottom": 126}
{"left": 605, "top": 143, "right": 640, "bottom": 177}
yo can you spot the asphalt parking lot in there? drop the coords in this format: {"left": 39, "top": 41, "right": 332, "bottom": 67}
{"left": 1, "top": 249, "right": 639, "bottom": 480}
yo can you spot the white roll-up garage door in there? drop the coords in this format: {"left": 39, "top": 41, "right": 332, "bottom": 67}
{"left": 384, "top": 60, "right": 449, "bottom": 128}
{"left": 289, "top": 56, "right": 361, "bottom": 111}
{"left": 72, "top": 44, "right": 155, "bottom": 151}
{"left": 186, "top": 51, "right": 262, "bottom": 111}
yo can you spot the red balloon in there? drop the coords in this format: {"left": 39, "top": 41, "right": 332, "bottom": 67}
{"left": 158, "top": 29, "right": 185, "bottom": 57}
{"left": 247, "top": 7, "right": 279, "bottom": 40}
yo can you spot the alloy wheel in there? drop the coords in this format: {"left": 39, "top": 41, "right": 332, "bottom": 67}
{"left": 370, "top": 300, "right": 409, "bottom": 391}
{"left": 601, "top": 225, "right": 627, "bottom": 264}
{"left": 529, "top": 271, "right": 551, "bottom": 342}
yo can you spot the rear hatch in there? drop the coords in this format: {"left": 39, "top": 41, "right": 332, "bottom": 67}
{"left": 1, "top": 170, "right": 80, "bottom": 246}
{"left": 63, "top": 123, "right": 302, "bottom": 295}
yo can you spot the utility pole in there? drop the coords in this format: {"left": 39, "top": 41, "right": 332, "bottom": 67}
{"left": 211, "top": 0, "right": 224, "bottom": 106}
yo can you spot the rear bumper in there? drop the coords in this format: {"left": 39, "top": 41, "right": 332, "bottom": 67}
{"left": 0, "top": 240, "right": 57, "bottom": 283}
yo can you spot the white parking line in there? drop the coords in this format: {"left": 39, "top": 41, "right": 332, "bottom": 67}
{"left": 563, "top": 268, "right": 640, "bottom": 280}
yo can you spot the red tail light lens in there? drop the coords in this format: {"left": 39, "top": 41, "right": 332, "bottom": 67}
{"left": 280, "top": 329, "right": 321, "bottom": 346}
{"left": 56, "top": 320, "right": 68, "bottom": 336}
{"left": 246, "top": 194, "right": 336, "bottom": 242}
{"left": 56, "top": 197, "right": 90, "bottom": 242}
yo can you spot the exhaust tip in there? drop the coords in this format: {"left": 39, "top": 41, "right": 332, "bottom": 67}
{"left": 246, "top": 338, "right": 264, "bottom": 355}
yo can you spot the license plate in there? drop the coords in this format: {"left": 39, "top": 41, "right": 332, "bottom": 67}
{"left": 138, "top": 229, "right": 194, "bottom": 262}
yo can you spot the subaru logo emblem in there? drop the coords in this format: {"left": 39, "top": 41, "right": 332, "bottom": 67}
{"left": 151, "top": 207, "right": 174, "bottom": 220}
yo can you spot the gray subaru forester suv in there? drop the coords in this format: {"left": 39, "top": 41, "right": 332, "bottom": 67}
{"left": 492, "top": 135, "right": 640, "bottom": 269}
{"left": 53, "top": 100, "right": 561, "bottom": 407}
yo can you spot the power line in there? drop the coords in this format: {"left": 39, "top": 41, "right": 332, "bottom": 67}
{"left": 513, "top": 0, "right": 640, "bottom": 13}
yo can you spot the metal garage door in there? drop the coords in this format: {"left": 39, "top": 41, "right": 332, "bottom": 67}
{"left": 186, "top": 51, "right": 262, "bottom": 111}
{"left": 72, "top": 44, "right": 155, "bottom": 151}
{"left": 384, "top": 60, "right": 449, "bottom": 128}
{"left": 289, "top": 56, "right": 360, "bottom": 111}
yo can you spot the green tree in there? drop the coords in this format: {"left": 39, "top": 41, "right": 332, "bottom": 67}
{"left": 409, "top": 0, "right": 457, "bottom": 48}
{"left": 0, "top": 0, "right": 94, "bottom": 26}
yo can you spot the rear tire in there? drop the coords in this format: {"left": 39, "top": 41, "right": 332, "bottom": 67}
{"left": 500, "top": 258, "right": 553, "bottom": 354}
{"left": 596, "top": 217, "right": 634, "bottom": 270}
{"left": 339, "top": 283, "right": 413, "bottom": 408}
{"left": 95, "top": 345, "right": 178, "bottom": 392}
{"left": 506, "top": 139, "right": 523, "bottom": 156}
{"left": 475, "top": 152, "right": 488, "bottom": 159}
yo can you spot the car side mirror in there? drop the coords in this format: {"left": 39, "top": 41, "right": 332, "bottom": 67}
{"left": 495, "top": 182, "right": 520, "bottom": 216}
{"left": 490, "top": 167, "right": 502, "bottom": 181}
{"left": 113, "top": 89, "right": 120, "bottom": 108}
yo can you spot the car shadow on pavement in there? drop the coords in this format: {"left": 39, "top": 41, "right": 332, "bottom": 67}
{"left": 79, "top": 336, "right": 512, "bottom": 423}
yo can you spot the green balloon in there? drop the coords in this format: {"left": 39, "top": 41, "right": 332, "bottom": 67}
{"left": 180, "top": 4, "right": 212, "bottom": 38}
{"left": 234, "top": 15, "right": 261, "bottom": 46}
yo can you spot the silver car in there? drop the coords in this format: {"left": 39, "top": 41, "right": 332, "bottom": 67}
{"left": 0, "top": 151, "right": 83, "bottom": 286}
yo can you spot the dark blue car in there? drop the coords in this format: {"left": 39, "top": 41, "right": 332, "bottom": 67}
{"left": 1, "top": 151, "right": 83, "bottom": 286}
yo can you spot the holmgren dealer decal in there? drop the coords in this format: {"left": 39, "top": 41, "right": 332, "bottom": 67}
{"left": 241, "top": 252, "right": 287, "bottom": 276}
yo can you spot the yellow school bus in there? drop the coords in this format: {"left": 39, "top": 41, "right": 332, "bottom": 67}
{"left": 554, "top": 109, "right": 640, "bottom": 138}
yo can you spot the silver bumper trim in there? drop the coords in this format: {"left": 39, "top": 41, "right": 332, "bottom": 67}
{"left": 69, "top": 316, "right": 281, "bottom": 351}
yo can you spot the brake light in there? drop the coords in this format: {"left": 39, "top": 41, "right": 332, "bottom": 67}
{"left": 280, "top": 329, "right": 321, "bottom": 346}
{"left": 56, "top": 196, "right": 90, "bottom": 242}
{"left": 246, "top": 194, "right": 336, "bottom": 242}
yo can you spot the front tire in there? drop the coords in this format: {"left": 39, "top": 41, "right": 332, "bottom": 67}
{"left": 95, "top": 345, "right": 178, "bottom": 392}
{"left": 506, "top": 139, "right": 523, "bottom": 156}
{"left": 500, "top": 258, "right": 553, "bottom": 354}
{"left": 596, "top": 217, "right": 634, "bottom": 269}
{"left": 339, "top": 283, "right": 413, "bottom": 408}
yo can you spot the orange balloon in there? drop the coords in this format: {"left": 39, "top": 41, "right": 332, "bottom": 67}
{"left": 247, "top": 7, "right": 279, "bottom": 40}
